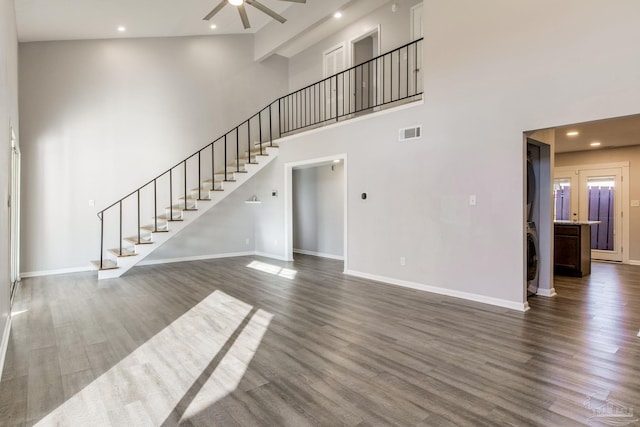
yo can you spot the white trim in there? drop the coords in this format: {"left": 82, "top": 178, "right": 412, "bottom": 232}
{"left": 21, "top": 266, "right": 94, "bottom": 278}
{"left": 285, "top": 154, "right": 348, "bottom": 270}
{"left": 137, "top": 252, "right": 255, "bottom": 266}
{"left": 293, "top": 249, "right": 344, "bottom": 261}
{"left": 536, "top": 288, "right": 557, "bottom": 297}
{"left": 349, "top": 25, "right": 381, "bottom": 67}
{"left": 254, "top": 251, "right": 293, "bottom": 262}
{"left": 344, "top": 269, "right": 529, "bottom": 312}
{"left": 628, "top": 260, "right": 640, "bottom": 266}
{"left": 0, "top": 315, "right": 11, "bottom": 381}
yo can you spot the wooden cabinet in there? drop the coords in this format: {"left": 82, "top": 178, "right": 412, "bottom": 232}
{"left": 554, "top": 223, "right": 592, "bottom": 277}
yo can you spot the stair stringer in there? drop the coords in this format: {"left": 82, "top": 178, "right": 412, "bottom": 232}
{"left": 97, "top": 146, "right": 278, "bottom": 280}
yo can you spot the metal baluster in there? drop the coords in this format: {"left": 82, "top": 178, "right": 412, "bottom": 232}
{"left": 119, "top": 201, "right": 123, "bottom": 256}
{"left": 224, "top": 134, "right": 228, "bottom": 181}
{"left": 335, "top": 76, "right": 338, "bottom": 121}
{"left": 259, "top": 110, "right": 263, "bottom": 154}
{"left": 154, "top": 179, "right": 157, "bottom": 232}
{"left": 198, "top": 151, "right": 201, "bottom": 200}
{"left": 137, "top": 190, "right": 141, "bottom": 244}
{"left": 169, "top": 169, "right": 173, "bottom": 220}
{"left": 183, "top": 160, "right": 188, "bottom": 210}
{"left": 236, "top": 127, "right": 240, "bottom": 172}
{"left": 278, "top": 98, "right": 282, "bottom": 138}
{"left": 99, "top": 212, "right": 104, "bottom": 269}
{"left": 211, "top": 142, "right": 215, "bottom": 190}
{"left": 269, "top": 104, "right": 273, "bottom": 147}
{"left": 247, "top": 119, "right": 251, "bottom": 164}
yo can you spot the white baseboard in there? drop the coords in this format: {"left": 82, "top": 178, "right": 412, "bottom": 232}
{"left": 254, "top": 251, "right": 293, "bottom": 262}
{"left": 344, "top": 269, "right": 528, "bottom": 312}
{"left": 293, "top": 249, "right": 344, "bottom": 261}
{"left": 21, "top": 266, "right": 94, "bottom": 278}
{"left": 0, "top": 315, "right": 12, "bottom": 381}
{"left": 536, "top": 288, "right": 557, "bottom": 297}
{"left": 628, "top": 260, "right": 640, "bottom": 266}
{"left": 137, "top": 252, "right": 255, "bottom": 266}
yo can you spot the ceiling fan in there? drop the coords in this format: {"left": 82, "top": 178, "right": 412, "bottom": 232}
{"left": 203, "top": 0, "right": 306, "bottom": 30}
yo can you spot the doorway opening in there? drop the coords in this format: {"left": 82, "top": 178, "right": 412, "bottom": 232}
{"left": 285, "top": 155, "right": 347, "bottom": 269}
{"left": 350, "top": 27, "right": 380, "bottom": 114}
{"left": 524, "top": 136, "right": 553, "bottom": 303}
{"left": 9, "top": 126, "right": 20, "bottom": 306}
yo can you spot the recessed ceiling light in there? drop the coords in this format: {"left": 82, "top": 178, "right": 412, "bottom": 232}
{"left": 566, "top": 131, "right": 579, "bottom": 137}
{"left": 210, "top": 24, "right": 217, "bottom": 29}
{"left": 333, "top": 159, "right": 341, "bottom": 163}
{"left": 229, "top": 0, "right": 243, "bottom": 6}
{"left": 334, "top": 11, "right": 343, "bottom": 19}
{"left": 117, "top": 26, "right": 126, "bottom": 32}
{"left": 590, "top": 141, "right": 601, "bottom": 147}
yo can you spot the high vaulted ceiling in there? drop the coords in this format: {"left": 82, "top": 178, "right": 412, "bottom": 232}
{"left": 15, "top": 0, "right": 300, "bottom": 42}
{"left": 14, "top": 0, "right": 391, "bottom": 60}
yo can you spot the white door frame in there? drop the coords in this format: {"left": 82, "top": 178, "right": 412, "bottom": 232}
{"left": 284, "top": 154, "right": 348, "bottom": 271}
{"left": 554, "top": 162, "right": 629, "bottom": 263}
{"left": 9, "top": 126, "right": 21, "bottom": 304}
{"left": 349, "top": 25, "right": 381, "bottom": 67}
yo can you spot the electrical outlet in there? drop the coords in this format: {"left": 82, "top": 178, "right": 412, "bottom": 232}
{"left": 274, "top": 240, "right": 278, "bottom": 246}
{"left": 245, "top": 238, "right": 250, "bottom": 245}
{"left": 89, "top": 199, "right": 95, "bottom": 207}
{"left": 400, "top": 257, "right": 406, "bottom": 266}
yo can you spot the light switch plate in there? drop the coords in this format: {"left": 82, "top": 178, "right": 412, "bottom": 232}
{"left": 631, "top": 200, "right": 640, "bottom": 207}
{"left": 469, "top": 195, "right": 477, "bottom": 206}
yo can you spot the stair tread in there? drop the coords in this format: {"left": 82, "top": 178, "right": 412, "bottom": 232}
{"left": 124, "top": 236, "right": 153, "bottom": 245}
{"left": 92, "top": 260, "right": 118, "bottom": 270}
{"left": 108, "top": 248, "right": 137, "bottom": 257}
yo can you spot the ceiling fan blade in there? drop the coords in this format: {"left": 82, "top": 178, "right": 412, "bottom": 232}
{"left": 203, "top": 0, "right": 227, "bottom": 20}
{"left": 246, "top": 0, "right": 287, "bottom": 24}
{"left": 279, "top": 0, "right": 306, "bottom": 3}
{"left": 238, "top": 4, "right": 251, "bottom": 29}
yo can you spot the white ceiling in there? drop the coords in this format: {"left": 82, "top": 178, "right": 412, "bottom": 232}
{"left": 553, "top": 114, "right": 640, "bottom": 153}
{"left": 15, "top": 0, "right": 303, "bottom": 42}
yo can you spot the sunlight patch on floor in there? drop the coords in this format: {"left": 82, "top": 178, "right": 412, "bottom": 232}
{"left": 181, "top": 309, "right": 273, "bottom": 422}
{"left": 247, "top": 260, "right": 297, "bottom": 279}
{"left": 35, "top": 290, "right": 272, "bottom": 426}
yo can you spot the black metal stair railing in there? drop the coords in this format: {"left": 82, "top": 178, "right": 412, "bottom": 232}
{"left": 96, "top": 38, "right": 423, "bottom": 269}
{"left": 278, "top": 38, "right": 424, "bottom": 135}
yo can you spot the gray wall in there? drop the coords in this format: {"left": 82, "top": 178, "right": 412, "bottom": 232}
{"left": 18, "top": 35, "right": 289, "bottom": 273}
{"left": 253, "top": 0, "right": 640, "bottom": 309}
{"left": 555, "top": 146, "right": 640, "bottom": 261}
{"left": 293, "top": 163, "right": 344, "bottom": 258}
{"left": 1, "top": 0, "right": 19, "bottom": 365}
{"left": 142, "top": 178, "right": 258, "bottom": 263}
{"left": 288, "top": 0, "right": 422, "bottom": 92}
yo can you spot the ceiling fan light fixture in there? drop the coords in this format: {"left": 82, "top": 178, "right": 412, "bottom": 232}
{"left": 228, "top": 0, "right": 243, "bottom": 6}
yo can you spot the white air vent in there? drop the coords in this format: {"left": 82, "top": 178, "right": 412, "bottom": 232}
{"left": 399, "top": 125, "right": 422, "bottom": 141}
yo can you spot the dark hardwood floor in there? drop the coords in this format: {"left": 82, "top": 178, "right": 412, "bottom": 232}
{"left": 1, "top": 256, "right": 639, "bottom": 426}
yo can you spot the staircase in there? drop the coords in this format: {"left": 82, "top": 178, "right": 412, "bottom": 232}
{"left": 93, "top": 142, "right": 277, "bottom": 279}
{"left": 93, "top": 38, "right": 423, "bottom": 279}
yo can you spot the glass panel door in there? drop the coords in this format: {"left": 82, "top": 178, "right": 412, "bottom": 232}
{"left": 553, "top": 178, "right": 573, "bottom": 221}
{"left": 579, "top": 169, "right": 622, "bottom": 261}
